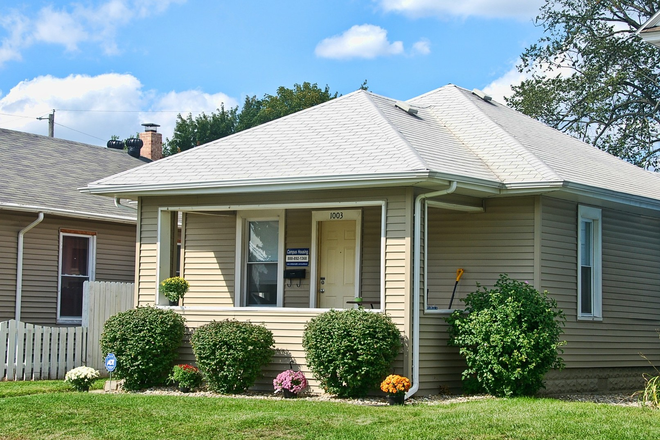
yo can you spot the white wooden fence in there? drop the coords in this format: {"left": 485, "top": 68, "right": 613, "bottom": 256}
{"left": 0, "top": 320, "right": 87, "bottom": 380}
{"left": 82, "top": 281, "right": 134, "bottom": 372}
{"left": 1, "top": 281, "right": 134, "bottom": 381}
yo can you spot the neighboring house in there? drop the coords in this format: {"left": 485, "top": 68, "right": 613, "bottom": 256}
{"left": 637, "top": 11, "right": 660, "bottom": 47}
{"left": 0, "top": 128, "right": 157, "bottom": 326}
{"left": 84, "top": 85, "right": 660, "bottom": 396}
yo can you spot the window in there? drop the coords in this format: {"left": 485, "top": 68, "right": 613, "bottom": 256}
{"left": 578, "top": 206, "right": 602, "bottom": 320}
{"left": 58, "top": 232, "right": 96, "bottom": 323}
{"left": 236, "top": 211, "right": 284, "bottom": 307}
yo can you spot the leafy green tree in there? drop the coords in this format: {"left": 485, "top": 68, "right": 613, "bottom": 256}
{"left": 507, "top": 1, "right": 660, "bottom": 170}
{"left": 165, "top": 82, "right": 337, "bottom": 155}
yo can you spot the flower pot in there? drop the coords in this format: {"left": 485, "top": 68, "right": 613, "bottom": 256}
{"left": 168, "top": 299, "right": 178, "bottom": 306}
{"left": 386, "top": 393, "right": 405, "bottom": 405}
{"left": 282, "top": 389, "right": 297, "bottom": 399}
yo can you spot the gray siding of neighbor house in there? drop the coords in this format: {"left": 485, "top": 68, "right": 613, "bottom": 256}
{"left": 418, "top": 197, "right": 537, "bottom": 395}
{"left": 540, "top": 197, "right": 660, "bottom": 373}
{"left": 0, "top": 211, "right": 136, "bottom": 325}
{"left": 136, "top": 188, "right": 413, "bottom": 392}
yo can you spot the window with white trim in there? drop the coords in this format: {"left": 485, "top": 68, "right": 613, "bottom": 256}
{"left": 58, "top": 232, "right": 96, "bottom": 323}
{"left": 236, "top": 211, "right": 284, "bottom": 307}
{"left": 578, "top": 206, "right": 602, "bottom": 320}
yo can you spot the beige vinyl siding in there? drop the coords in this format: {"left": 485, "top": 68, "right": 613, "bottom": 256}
{"left": 360, "top": 206, "right": 381, "bottom": 303}
{"left": 419, "top": 197, "right": 536, "bottom": 394}
{"left": 540, "top": 196, "right": 660, "bottom": 368}
{"left": 137, "top": 198, "right": 158, "bottom": 305}
{"left": 284, "top": 210, "right": 312, "bottom": 308}
{"left": 0, "top": 211, "right": 136, "bottom": 325}
{"left": 182, "top": 212, "right": 236, "bottom": 307}
{"left": 0, "top": 212, "right": 21, "bottom": 321}
{"left": 543, "top": 198, "right": 660, "bottom": 368}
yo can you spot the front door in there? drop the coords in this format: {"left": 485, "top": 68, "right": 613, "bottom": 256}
{"left": 318, "top": 220, "right": 356, "bottom": 309}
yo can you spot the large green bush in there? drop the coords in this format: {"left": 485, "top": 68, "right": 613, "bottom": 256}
{"left": 100, "top": 306, "right": 185, "bottom": 391}
{"left": 302, "top": 309, "right": 402, "bottom": 397}
{"left": 446, "top": 274, "right": 566, "bottom": 397}
{"left": 190, "top": 320, "right": 274, "bottom": 393}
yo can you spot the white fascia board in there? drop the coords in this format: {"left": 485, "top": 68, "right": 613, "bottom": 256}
{"left": 561, "top": 183, "right": 660, "bottom": 213}
{"left": 0, "top": 203, "right": 136, "bottom": 224}
{"left": 639, "top": 29, "right": 660, "bottom": 48}
{"left": 81, "top": 172, "right": 435, "bottom": 197}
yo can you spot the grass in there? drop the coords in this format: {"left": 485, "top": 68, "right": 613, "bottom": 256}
{"left": 1, "top": 381, "right": 659, "bottom": 439}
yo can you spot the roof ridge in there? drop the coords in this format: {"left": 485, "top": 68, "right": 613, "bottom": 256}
{"left": 361, "top": 93, "right": 430, "bottom": 172}
{"left": 422, "top": 87, "right": 563, "bottom": 184}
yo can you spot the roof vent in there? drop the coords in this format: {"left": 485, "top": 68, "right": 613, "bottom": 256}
{"left": 471, "top": 89, "right": 493, "bottom": 102}
{"left": 395, "top": 101, "right": 418, "bottom": 115}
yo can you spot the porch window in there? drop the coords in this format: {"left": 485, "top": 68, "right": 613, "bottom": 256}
{"left": 58, "top": 232, "right": 96, "bottom": 323}
{"left": 577, "top": 206, "right": 602, "bottom": 320}
{"left": 236, "top": 211, "right": 285, "bottom": 307}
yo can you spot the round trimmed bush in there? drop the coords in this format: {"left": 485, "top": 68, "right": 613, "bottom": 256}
{"left": 100, "top": 306, "right": 185, "bottom": 391}
{"left": 446, "top": 274, "right": 566, "bottom": 397}
{"left": 191, "top": 319, "right": 274, "bottom": 393}
{"left": 302, "top": 309, "right": 402, "bottom": 397}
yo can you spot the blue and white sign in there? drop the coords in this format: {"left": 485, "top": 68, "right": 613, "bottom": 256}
{"left": 105, "top": 353, "right": 117, "bottom": 372}
{"left": 286, "top": 248, "right": 309, "bottom": 266}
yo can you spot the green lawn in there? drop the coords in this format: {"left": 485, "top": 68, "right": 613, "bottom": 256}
{"left": 0, "top": 381, "right": 658, "bottom": 439}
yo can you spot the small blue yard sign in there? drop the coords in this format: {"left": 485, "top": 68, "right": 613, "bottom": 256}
{"left": 105, "top": 353, "right": 117, "bottom": 372}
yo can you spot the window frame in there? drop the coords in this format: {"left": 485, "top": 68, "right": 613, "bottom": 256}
{"left": 57, "top": 231, "right": 96, "bottom": 324}
{"left": 577, "top": 205, "right": 602, "bottom": 321}
{"left": 235, "top": 210, "right": 285, "bottom": 307}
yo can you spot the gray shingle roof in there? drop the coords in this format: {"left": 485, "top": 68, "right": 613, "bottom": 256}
{"left": 85, "top": 85, "right": 660, "bottom": 208}
{"left": 0, "top": 128, "right": 146, "bottom": 221}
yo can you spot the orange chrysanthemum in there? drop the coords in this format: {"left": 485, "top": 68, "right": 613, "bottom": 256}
{"left": 380, "top": 374, "right": 411, "bottom": 394}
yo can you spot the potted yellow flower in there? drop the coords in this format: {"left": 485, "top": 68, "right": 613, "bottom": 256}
{"left": 380, "top": 374, "right": 411, "bottom": 405}
{"left": 159, "top": 276, "right": 189, "bottom": 306}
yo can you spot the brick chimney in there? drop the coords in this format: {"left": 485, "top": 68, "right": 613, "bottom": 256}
{"left": 139, "top": 123, "right": 163, "bottom": 161}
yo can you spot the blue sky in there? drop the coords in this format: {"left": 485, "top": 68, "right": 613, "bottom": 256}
{"left": 0, "top": 0, "right": 546, "bottom": 146}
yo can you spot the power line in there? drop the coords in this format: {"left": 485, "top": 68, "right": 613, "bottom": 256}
{"left": 56, "top": 109, "right": 216, "bottom": 113}
{"left": 54, "top": 122, "right": 108, "bottom": 142}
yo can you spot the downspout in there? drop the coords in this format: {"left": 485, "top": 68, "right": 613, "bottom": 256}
{"left": 114, "top": 196, "right": 137, "bottom": 211}
{"left": 16, "top": 212, "right": 45, "bottom": 321}
{"left": 407, "top": 181, "right": 457, "bottom": 399}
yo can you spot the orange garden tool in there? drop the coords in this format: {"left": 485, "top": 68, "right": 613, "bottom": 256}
{"left": 448, "top": 268, "right": 465, "bottom": 309}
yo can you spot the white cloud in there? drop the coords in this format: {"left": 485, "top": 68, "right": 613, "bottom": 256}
{"left": 412, "top": 38, "right": 431, "bottom": 55}
{"left": 0, "top": 73, "right": 237, "bottom": 146}
{"left": 377, "top": 0, "right": 544, "bottom": 20}
{"left": 482, "top": 55, "right": 576, "bottom": 104}
{"left": 482, "top": 64, "right": 529, "bottom": 104}
{"left": 0, "top": 0, "right": 187, "bottom": 66}
{"left": 315, "top": 24, "right": 404, "bottom": 59}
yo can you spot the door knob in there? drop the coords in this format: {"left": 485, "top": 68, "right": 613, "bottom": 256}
{"left": 320, "top": 289, "right": 325, "bottom": 294}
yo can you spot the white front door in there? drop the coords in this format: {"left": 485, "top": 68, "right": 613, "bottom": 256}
{"left": 318, "top": 220, "right": 356, "bottom": 309}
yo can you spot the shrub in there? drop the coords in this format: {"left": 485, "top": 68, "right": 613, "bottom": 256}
{"left": 100, "top": 306, "right": 185, "bottom": 391}
{"left": 191, "top": 319, "right": 274, "bottom": 393}
{"left": 302, "top": 309, "right": 402, "bottom": 397}
{"left": 446, "top": 274, "right": 566, "bottom": 397}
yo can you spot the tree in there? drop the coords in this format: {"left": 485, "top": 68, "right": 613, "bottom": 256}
{"left": 507, "top": 1, "right": 660, "bottom": 170}
{"left": 165, "top": 82, "right": 338, "bottom": 155}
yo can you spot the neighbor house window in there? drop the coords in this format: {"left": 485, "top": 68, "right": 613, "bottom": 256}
{"left": 236, "top": 211, "right": 284, "bottom": 307}
{"left": 58, "top": 231, "right": 96, "bottom": 323}
{"left": 577, "top": 206, "right": 602, "bottom": 320}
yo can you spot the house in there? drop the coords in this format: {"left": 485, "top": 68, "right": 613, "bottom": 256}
{"left": 637, "top": 11, "right": 660, "bottom": 47}
{"left": 83, "top": 85, "right": 660, "bottom": 396}
{"left": 0, "top": 127, "right": 159, "bottom": 326}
